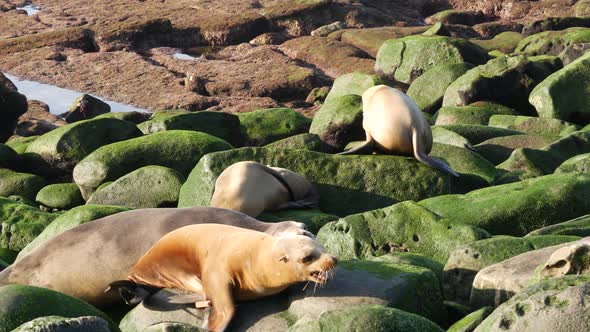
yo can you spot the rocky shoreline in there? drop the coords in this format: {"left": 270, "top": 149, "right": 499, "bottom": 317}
{"left": 1, "top": 0, "right": 590, "bottom": 331}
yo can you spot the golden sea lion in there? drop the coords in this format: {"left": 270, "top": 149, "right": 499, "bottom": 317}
{"left": 0, "top": 207, "right": 312, "bottom": 307}
{"left": 110, "top": 224, "right": 337, "bottom": 332}
{"left": 210, "top": 161, "right": 320, "bottom": 217}
{"left": 340, "top": 85, "right": 459, "bottom": 177}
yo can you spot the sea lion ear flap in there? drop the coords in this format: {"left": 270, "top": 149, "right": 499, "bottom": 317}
{"left": 279, "top": 255, "right": 289, "bottom": 262}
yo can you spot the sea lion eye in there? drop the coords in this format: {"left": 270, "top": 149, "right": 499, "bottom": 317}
{"left": 301, "top": 254, "right": 314, "bottom": 263}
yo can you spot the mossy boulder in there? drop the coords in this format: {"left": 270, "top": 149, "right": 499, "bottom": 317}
{"left": 529, "top": 51, "right": 590, "bottom": 124}
{"left": 471, "top": 31, "right": 523, "bottom": 54}
{"left": 288, "top": 305, "right": 444, "bottom": 332}
{"left": 419, "top": 173, "right": 590, "bottom": 236}
{"left": 308, "top": 95, "right": 364, "bottom": 150}
{"left": 64, "top": 94, "right": 111, "bottom": 124}
{"left": 431, "top": 127, "right": 472, "bottom": 149}
{"left": 426, "top": 9, "right": 489, "bottom": 26}
{"left": 94, "top": 111, "right": 150, "bottom": 124}
{"left": 323, "top": 72, "right": 384, "bottom": 103}
{"left": 136, "top": 111, "right": 244, "bottom": 146}
{"left": 17, "top": 205, "right": 129, "bottom": 260}
{"left": 0, "top": 79, "right": 28, "bottom": 143}
{"left": 447, "top": 307, "right": 493, "bottom": 332}
{"left": 556, "top": 152, "right": 590, "bottom": 173}
{"left": 434, "top": 125, "right": 523, "bottom": 145}
{"left": 178, "top": 148, "right": 451, "bottom": 216}
{"left": 443, "top": 235, "right": 579, "bottom": 304}
{"left": 12, "top": 315, "right": 110, "bottom": 332}
{"left": 35, "top": 183, "right": 84, "bottom": 210}
{"left": 316, "top": 201, "right": 490, "bottom": 263}
{"left": 5, "top": 136, "right": 39, "bottom": 154}
{"left": 474, "top": 275, "right": 590, "bottom": 332}
{"left": 488, "top": 115, "right": 579, "bottom": 136}
{"left": 442, "top": 55, "right": 561, "bottom": 113}
{"left": 527, "top": 214, "right": 590, "bottom": 237}
{"left": 369, "top": 252, "right": 444, "bottom": 286}
{"left": 87, "top": 166, "right": 184, "bottom": 209}
{"left": 25, "top": 118, "right": 142, "bottom": 172}
{"left": 406, "top": 63, "right": 473, "bottom": 113}
{"left": 0, "top": 198, "right": 58, "bottom": 251}
{"left": 515, "top": 27, "right": 590, "bottom": 57}
{"left": 434, "top": 103, "right": 516, "bottom": 126}
{"left": 0, "top": 144, "right": 21, "bottom": 170}
{"left": 73, "top": 130, "right": 232, "bottom": 200}
{"left": 375, "top": 35, "right": 489, "bottom": 84}
{"left": 338, "top": 26, "right": 429, "bottom": 57}
{"left": 265, "top": 133, "right": 335, "bottom": 153}
{"left": 429, "top": 143, "right": 497, "bottom": 190}
{"left": 289, "top": 259, "right": 447, "bottom": 325}
{"left": 0, "top": 285, "right": 117, "bottom": 332}
{"left": 498, "top": 131, "right": 590, "bottom": 176}
{"left": 474, "top": 134, "right": 561, "bottom": 165}
{"left": 237, "top": 108, "right": 311, "bottom": 146}
{"left": 258, "top": 209, "right": 338, "bottom": 235}
{"left": 0, "top": 168, "right": 46, "bottom": 200}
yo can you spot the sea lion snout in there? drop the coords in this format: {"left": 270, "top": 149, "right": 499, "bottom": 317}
{"left": 306, "top": 253, "right": 338, "bottom": 285}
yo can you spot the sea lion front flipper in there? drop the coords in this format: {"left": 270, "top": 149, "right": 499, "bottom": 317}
{"left": 337, "top": 132, "right": 375, "bottom": 155}
{"left": 203, "top": 273, "right": 235, "bottom": 332}
{"left": 411, "top": 128, "right": 459, "bottom": 177}
{"left": 105, "top": 280, "right": 159, "bottom": 305}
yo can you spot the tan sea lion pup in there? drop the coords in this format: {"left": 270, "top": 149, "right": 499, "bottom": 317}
{"left": 210, "top": 161, "right": 320, "bottom": 217}
{"left": 340, "top": 85, "right": 459, "bottom": 177}
{"left": 110, "top": 224, "right": 337, "bottom": 332}
{"left": 0, "top": 207, "right": 312, "bottom": 307}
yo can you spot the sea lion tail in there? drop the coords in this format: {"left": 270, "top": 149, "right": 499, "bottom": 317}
{"left": 0, "top": 265, "right": 12, "bottom": 286}
{"left": 412, "top": 128, "right": 459, "bottom": 177}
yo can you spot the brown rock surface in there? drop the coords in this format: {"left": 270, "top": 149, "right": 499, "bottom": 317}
{"left": 448, "top": 0, "right": 578, "bottom": 22}
{"left": 15, "top": 100, "right": 66, "bottom": 136}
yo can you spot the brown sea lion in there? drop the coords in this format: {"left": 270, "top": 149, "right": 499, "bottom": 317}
{"left": 110, "top": 224, "right": 337, "bottom": 332}
{"left": 0, "top": 207, "right": 312, "bottom": 306}
{"left": 340, "top": 85, "right": 459, "bottom": 177}
{"left": 210, "top": 161, "right": 320, "bottom": 217}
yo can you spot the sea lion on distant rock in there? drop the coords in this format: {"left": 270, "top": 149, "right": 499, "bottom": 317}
{"left": 0, "top": 207, "right": 312, "bottom": 307}
{"left": 339, "top": 85, "right": 459, "bottom": 177}
{"left": 210, "top": 161, "right": 320, "bottom": 217}
{"left": 110, "top": 224, "right": 337, "bottom": 332}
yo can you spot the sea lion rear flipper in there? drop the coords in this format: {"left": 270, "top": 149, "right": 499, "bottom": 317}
{"left": 105, "top": 280, "right": 159, "bottom": 305}
{"left": 337, "top": 136, "right": 375, "bottom": 155}
{"left": 412, "top": 128, "right": 459, "bottom": 177}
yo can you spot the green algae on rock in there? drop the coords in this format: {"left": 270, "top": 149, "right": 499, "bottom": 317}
{"left": 471, "top": 31, "right": 523, "bottom": 54}
{"left": 515, "top": 27, "right": 590, "bottom": 57}
{"left": 419, "top": 173, "right": 590, "bottom": 236}
{"left": 12, "top": 315, "right": 111, "bottom": 332}
{"left": 288, "top": 305, "right": 444, "bottom": 332}
{"left": 17, "top": 204, "right": 129, "bottom": 260}
{"left": 137, "top": 111, "right": 244, "bottom": 146}
{"left": 529, "top": 51, "right": 590, "bottom": 124}
{"left": 265, "top": 133, "right": 335, "bottom": 153}
{"left": 474, "top": 275, "right": 590, "bottom": 332}
{"left": 527, "top": 214, "right": 590, "bottom": 237}
{"left": 443, "top": 235, "right": 580, "bottom": 305}
{"left": 406, "top": 63, "right": 473, "bottom": 113}
{"left": 474, "top": 134, "right": 561, "bottom": 165}
{"left": 0, "top": 168, "right": 46, "bottom": 200}
{"left": 0, "top": 197, "right": 58, "bottom": 251}
{"left": 308, "top": 94, "right": 364, "bottom": 150}
{"left": 429, "top": 143, "right": 497, "bottom": 190}
{"left": 73, "top": 130, "right": 232, "bottom": 200}
{"left": 433, "top": 124, "right": 523, "bottom": 145}
{"left": 433, "top": 103, "right": 516, "bottom": 126}
{"left": 87, "top": 165, "right": 185, "bottom": 209}
{"left": 238, "top": 108, "right": 311, "bottom": 146}
{"left": 488, "top": 114, "right": 579, "bottom": 136}
{"left": 447, "top": 307, "right": 493, "bottom": 332}
{"left": 35, "top": 183, "right": 84, "bottom": 210}
{"left": 431, "top": 127, "right": 472, "bottom": 149}
{"left": 323, "top": 72, "right": 385, "bottom": 103}
{"left": 5, "top": 136, "right": 38, "bottom": 154}
{"left": 25, "top": 118, "right": 143, "bottom": 172}
{"left": 442, "top": 55, "right": 561, "bottom": 113}
{"left": 375, "top": 35, "right": 489, "bottom": 84}
{"left": 0, "top": 285, "right": 117, "bottom": 332}
{"left": 316, "top": 201, "right": 489, "bottom": 263}
{"left": 258, "top": 208, "right": 338, "bottom": 235}
{"left": 556, "top": 152, "right": 590, "bottom": 173}
{"left": 178, "top": 148, "right": 451, "bottom": 216}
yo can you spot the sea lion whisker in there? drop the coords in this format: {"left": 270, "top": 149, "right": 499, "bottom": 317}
{"left": 302, "top": 281, "right": 311, "bottom": 291}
